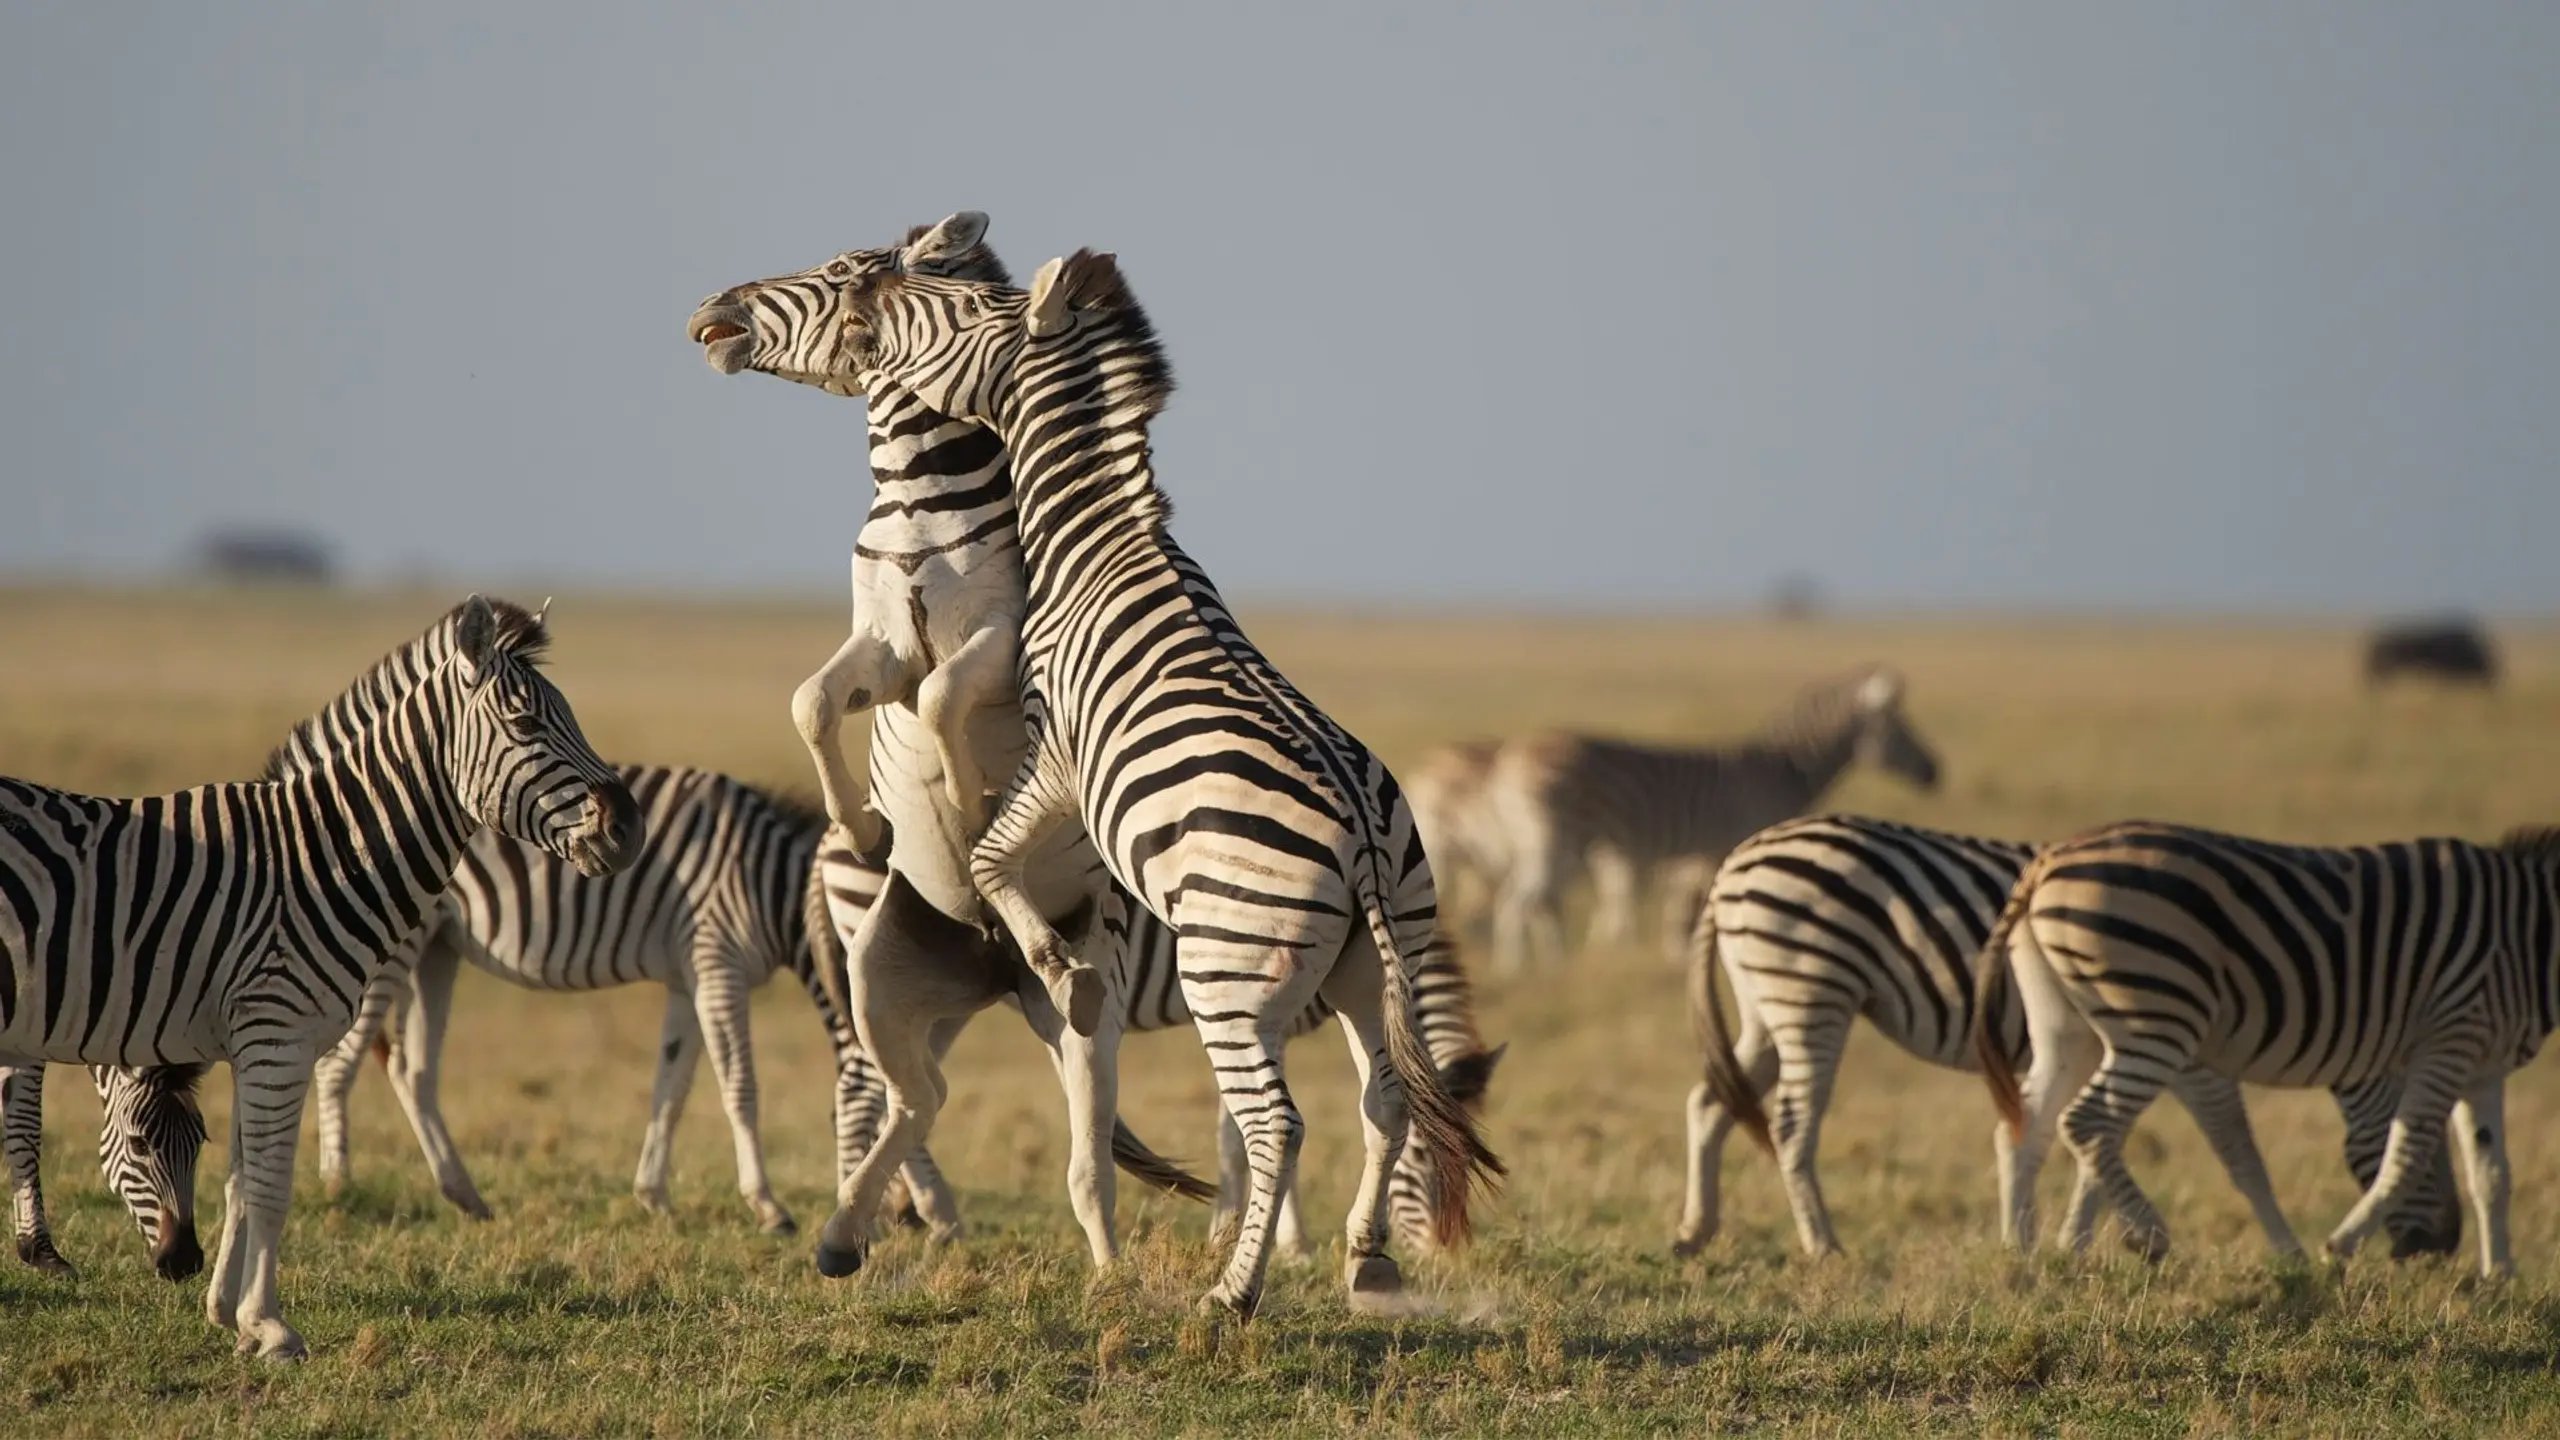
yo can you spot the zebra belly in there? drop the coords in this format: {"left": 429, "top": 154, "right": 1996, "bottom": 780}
{"left": 869, "top": 703, "right": 1100, "bottom": 925}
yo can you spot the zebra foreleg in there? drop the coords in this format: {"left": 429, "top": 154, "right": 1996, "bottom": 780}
{"left": 967, "top": 743, "right": 1104, "bottom": 1037}
{"left": 914, "top": 623, "right": 1018, "bottom": 820}
{"left": 689, "top": 949, "right": 793, "bottom": 1235}
{"left": 2334, "top": 1074, "right": 2465, "bottom": 1259}
{"left": 2164, "top": 1070, "right": 2301, "bottom": 1256}
{"left": 1018, "top": 968, "right": 1126, "bottom": 1268}
{"left": 790, "top": 629, "right": 915, "bottom": 852}
{"left": 2325, "top": 1038, "right": 2484, "bottom": 1270}
{"left": 3, "top": 1066, "right": 72, "bottom": 1276}
{"left": 2448, "top": 1082, "right": 2512, "bottom": 1279}
{"left": 313, "top": 968, "right": 405, "bottom": 1201}
{"left": 208, "top": 1041, "right": 314, "bottom": 1362}
{"left": 633, "top": 988, "right": 705, "bottom": 1218}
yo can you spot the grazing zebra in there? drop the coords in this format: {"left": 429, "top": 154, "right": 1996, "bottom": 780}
{"left": 3, "top": 1062, "right": 207, "bottom": 1279}
{"left": 1404, "top": 739, "right": 1507, "bottom": 942}
{"left": 811, "top": 249, "right": 1502, "bottom": 1315}
{"left": 694, "top": 214, "right": 1211, "bottom": 1275}
{"left": 290, "top": 765, "right": 913, "bottom": 1236}
{"left": 0, "top": 596, "right": 639, "bottom": 1360}
{"left": 1487, "top": 665, "right": 1942, "bottom": 975}
{"left": 1678, "top": 814, "right": 2462, "bottom": 1259}
{"left": 1976, "top": 820, "right": 2560, "bottom": 1276}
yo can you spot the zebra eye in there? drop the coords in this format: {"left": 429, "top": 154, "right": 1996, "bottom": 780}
{"left": 827, "top": 260, "right": 851, "bottom": 278}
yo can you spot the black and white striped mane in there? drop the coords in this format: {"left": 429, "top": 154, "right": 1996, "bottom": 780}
{"left": 258, "top": 598, "right": 551, "bottom": 781}
{"left": 2499, "top": 825, "right": 2560, "bottom": 866}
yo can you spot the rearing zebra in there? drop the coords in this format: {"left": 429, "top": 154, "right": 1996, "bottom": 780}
{"left": 0, "top": 596, "right": 639, "bottom": 1360}
{"left": 1488, "top": 665, "right": 1942, "bottom": 974}
{"left": 822, "top": 250, "right": 1502, "bottom": 1315}
{"left": 1680, "top": 814, "right": 2461, "bottom": 1260}
{"left": 1977, "top": 819, "right": 2560, "bottom": 1276}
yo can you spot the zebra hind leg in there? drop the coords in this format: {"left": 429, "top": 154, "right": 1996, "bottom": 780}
{"left": 3, "top": 1067, "right": 73, "bottom": 1276}
{"left": 2055, "top": 1054, "right": 2174, "bottom": 1261}
{"left": 1320, "top": 940, "right": 1409, "bottom": 1300}
{"left": 1768, "top": 1018, "right": 1854, "bottom": 1258}
{"left": 1675, "top": 1007, "right": 1775, "bottom": 1256}
{"left": 633, "top": 989, "right": 705, "bottom": 1218}
{"left": 2165, "top": 1069, "right": 2301, "bottom": 1256}
{"left": 2449, "top": 1082, "right": 2513, "bottom": 1279}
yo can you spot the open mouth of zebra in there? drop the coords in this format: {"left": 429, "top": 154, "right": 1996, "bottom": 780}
{"left": 686, "top": 302, "right": 758, "bottom": 376}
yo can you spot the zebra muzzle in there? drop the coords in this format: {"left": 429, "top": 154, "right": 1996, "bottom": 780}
{"left": 569, "top": 781, "right": 645, "bottom": 877}
{"left": 687, "top": 298, "right": 756, "bottom": 375}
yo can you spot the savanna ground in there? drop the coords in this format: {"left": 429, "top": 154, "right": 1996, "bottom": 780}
{"left": 3, "top": 585, "right": 2560, "bottom": 1436}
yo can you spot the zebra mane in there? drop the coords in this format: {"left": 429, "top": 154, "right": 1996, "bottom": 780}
{"left": 1755, "top": 664, "right": 1890, "bottom": 753}
{"left": 2500, "top": 825, "right": 2560, "bottom": 865}
{"left": 258, "top": 597, "right": 551, "bottom": 781}
{"left": 1043, "top": 249, "right": 1177, "bottom": 427}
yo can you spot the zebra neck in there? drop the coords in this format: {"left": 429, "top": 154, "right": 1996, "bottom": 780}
{"left": 995, "top": 399, "right": 1172, "bottom": 587}
{"left": 275, "top": 680, "right": 477, "bottom": 962}
{"left": 1763, "top": 727, "right": 1861, "bottom": 801}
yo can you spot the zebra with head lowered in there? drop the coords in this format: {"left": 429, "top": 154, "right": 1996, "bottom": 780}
{"left": 692, "top": 216, "right": 1497, "bottom": 1278}
{"left": 1977, "top": 820, "right": 2560, "bottom": 1276}
{"left": 0, "top": 597, "right": 640, "bottom": 1360}
{"left": 292, "top": 764, "right": 911, "bottom": 1235}
{"left": 1679, "top": 814, "right": 2462, "bottom": 1260}
{"left": 1486, "top": 665, "right": 1942, "bottom": 975}
{"left": 3, "top": 1061, "right": 207, "bottom": 1279}
{"left": 808, "top": 248, "right": 1502, "bottom": 1316}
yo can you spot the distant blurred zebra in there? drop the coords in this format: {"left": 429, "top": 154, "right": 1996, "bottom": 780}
{"left": 1979, "top": 820, "right": 2560, "bottom": 1275}
{"left": 3, "top": 1062, "right": 207, "bottom": 1280}
{"left": 297, "top": 764, "right": 896, "bottom": 1236}
{"left": 1678, "top": 815, "right": 2462, "bottom": 1259}
{"left": 1488, "top": 665, "right": 1942, "bottom": 974}
{"left": 1405, "top": 739, "right": 1506, "bottom": 940}
{"left": 2364, "top": 618, "right": 2497, "bottom": 688}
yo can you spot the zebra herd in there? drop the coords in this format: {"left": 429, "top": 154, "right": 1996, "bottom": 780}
{"left": 5, "top": 208, "right": 2554, "bottom": 1362}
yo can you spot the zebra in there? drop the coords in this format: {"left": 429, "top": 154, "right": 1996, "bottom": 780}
{"left": 1975, "top": 820, "right": 2560, "bottom": 1276}
{"left": 693, "top": 214, "right": 1215, "bottom": 1275}
{"left": 1486, "top": 664, "right": 1942, "bottom": 975}
{"left": 1403, "top": 739, "right": 1507, "bottom": 943}
{"left": 3, "top": 1061, "right": 207, "bottom": 1280}
{"left": 0, "top": 596, "right": 640, "bottom": 1360}
{"left": 1678, "top": 814, "right": 2463, "bottom": 1260}
{"left": 811, "top": 248, "right": 1502, "bottom": 1315}
{"left": 286, "top": 765, "right": 911, "bottom": 1236}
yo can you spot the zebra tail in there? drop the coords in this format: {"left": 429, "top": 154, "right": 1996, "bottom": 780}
{"left": 1108, "top": 1120, "right": 1216, "bottom": 1202}
{"left": 1973, "top": 861, "right": 2038, "bottom": 1143}
{"left": 1690, "top": 916, "right": 1773, "bottom": 1156}
{"left": 803, "top": 852, "right": 855, "bottom": 1037}
{"left": 1366, "top": 897, "right": 1506, "bottom": 1250}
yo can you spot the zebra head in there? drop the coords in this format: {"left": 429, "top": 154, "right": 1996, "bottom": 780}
{"left": 442, "top": 596, "right": 642, "bottom": 877}
{"left": 688, "top": 211, "right": 1010, "bottom": 390}
{"left": 91, "top": 1064, "right": 208, "bottom": 1282}
{"left": 1846, "top": 666, "right": 1942, "bottom": 791}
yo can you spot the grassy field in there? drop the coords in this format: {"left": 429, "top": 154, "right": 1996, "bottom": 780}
{"left": 3, "top": 586, "right": 2560, "bottom": 1436}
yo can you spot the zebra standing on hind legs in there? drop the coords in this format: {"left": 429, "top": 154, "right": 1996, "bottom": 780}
{"left": 0, "top": 596, "right": 639, "bottom": 1360}
{"left": 1976, "top": 819, "right": 2560, "bottom": 1277}
{"left": 1486, "top": 665, "right": 1943, "bottom": 975}
{"left": 814, "top": 248, "right": 1503, "bottom": 1316}
{"left": 692, "top": 215, "right": 1500, "bottom": 1274}
{"left": 1677, "top": 813, "right": 2462, "bottom": 1260}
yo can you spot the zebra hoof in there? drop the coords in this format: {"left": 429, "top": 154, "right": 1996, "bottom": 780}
{"left": 815, "top": 1207, "right": 869, "bottom": 1278}
{"left": 2122, "top": 1229, "right": 2170, "bottom": 1264}
{"left": 237, "top": 1322, "right": 307, "bottom": 1363}
{"left": 1347, "top": 1254, "right": 1402, "bottom": 1297}
{"left": 1199, "top": 1283, "right": 1262, "bottom": 1320}
{"left": 155, "top": 1226, "right": 205, "bottom": 1282}
{"left": 2387, "top": 1222, "right": 2463, "bottom": 1260}
{"left": 761, "top": 1209, "right": 800, "bottom": 1237}
{"left": 16, "top": 1236, "right": 75, "bottom": 1278}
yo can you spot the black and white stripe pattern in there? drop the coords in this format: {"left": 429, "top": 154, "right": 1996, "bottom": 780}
{"left": 1679, "top": 814, "right": 2460, "bottom": 1260}
{"left": 1485, "top": 666, "right": 1944, "bottom": 973}
{"left": 4, "top": 1061, "right": 206, "bottom": 1280}
{"left": 0, "top": 597, "right": 638, "bottom": 1360}
{"left": 1977, "top": 820, "right": 2559, "bottom": 1274}
{"left": 828, "top": 251, "right": 1501, "bottom": 1314}
{"left": 295, "top": 765, "right": 887, "bottom": 1234}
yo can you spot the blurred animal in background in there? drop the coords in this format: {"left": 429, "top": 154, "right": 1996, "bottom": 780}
{"left": 1676, "top": 814, "right": 2463, "bottom": 1262}
{"left": 2364, "top": 617, "right": 2498, "bottom": 689}
{"left": 1482, "top": 664, "right": 1943, "bottom": 974}
{"left": 1405, "top": 739, "right": 1507, "bottom": 943}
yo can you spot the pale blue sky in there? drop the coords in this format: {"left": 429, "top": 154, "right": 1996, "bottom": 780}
{"left": 1, "top": 3, "right": 2553, "bottom": 611}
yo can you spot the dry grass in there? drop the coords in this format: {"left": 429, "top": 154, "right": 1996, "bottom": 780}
{"left": 3, "top": 586, "right": 2559, "bottom": 1435}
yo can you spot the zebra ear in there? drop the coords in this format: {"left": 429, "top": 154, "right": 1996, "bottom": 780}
{"left": 905, "top": 211, "right": 989, "bottom": 270}
{"left": 1027, "top": 257, "right": 1075, "bottom": 338}
{"left": 1856, "top": 667, "right": 1904, "bottom": 710}
{"left": 455, "top": 595, "right": 500, "bottom": 688}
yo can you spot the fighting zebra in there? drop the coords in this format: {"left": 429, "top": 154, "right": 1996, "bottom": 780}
{"left": 1977, "top": 820, "right": 2560, "bottom": 1276}
{"left": 1486, "top": 665, "right": 1942, "bottom": 975}
{"left": 287, "top": 765, "right": 910, "bottom": 1235}
{"left": 694, "top": 214, "right": 1218, "bottom": 1275}
{"left": 812, "top": 248, "right": 1501, "bottom": 1315}
{"left": 1679, "top": 814, "right": 2462, "bottom": 1259}
{"left": 2, "top": 1061, "right": 206, "bottom": 1279}
{"left": 0, "top": 596, "right": 637, "bottom": 1359}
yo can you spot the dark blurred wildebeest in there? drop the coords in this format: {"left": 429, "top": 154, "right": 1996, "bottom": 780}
{"left": 2364, "top": 618, "right": 2498, "bottom": 689}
